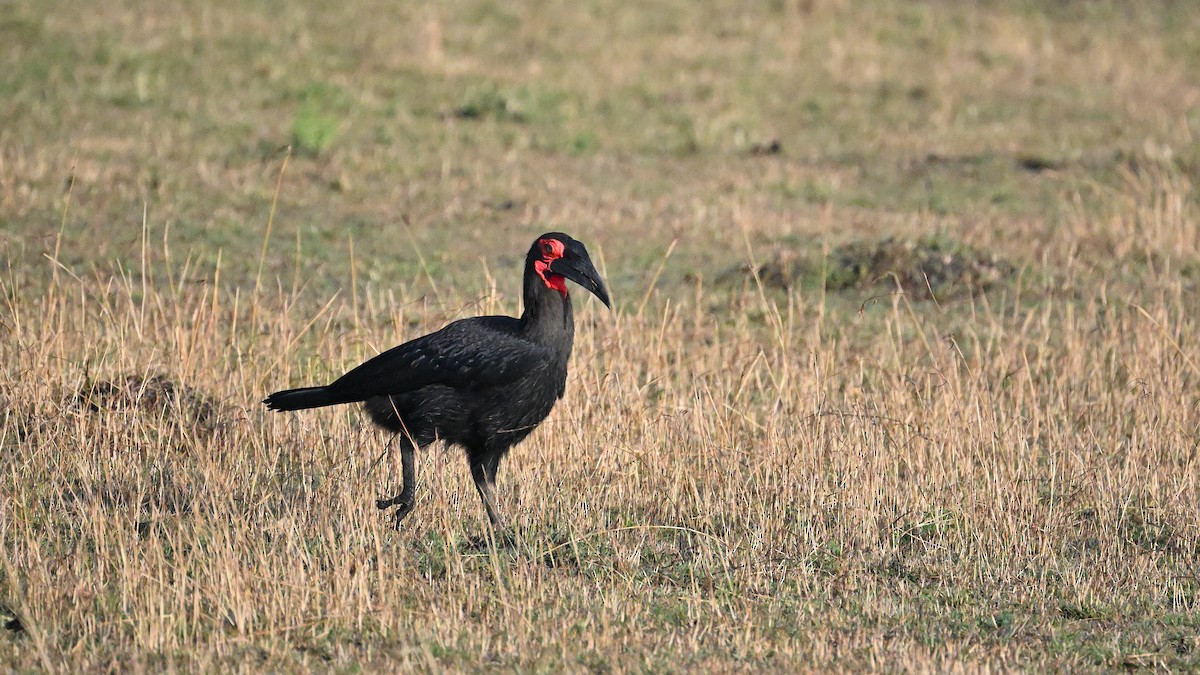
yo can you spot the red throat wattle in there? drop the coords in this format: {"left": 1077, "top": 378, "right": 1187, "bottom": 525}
{"left": 534, "top": 238, "right": 568, "bottom": 297}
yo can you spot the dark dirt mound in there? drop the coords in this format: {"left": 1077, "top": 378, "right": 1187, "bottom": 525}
{"left": 824, "top": 236, "right": 1014, "bottom": 300}
{"left": 69, "top": 373, "right": 224, "bottom": 433}
{"left": 721, "top": 235, "right": 1014, "bottom": 301}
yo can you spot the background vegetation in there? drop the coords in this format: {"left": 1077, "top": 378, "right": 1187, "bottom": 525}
{"left": 2, "top": 0, "right": 1198, "bottom": 670}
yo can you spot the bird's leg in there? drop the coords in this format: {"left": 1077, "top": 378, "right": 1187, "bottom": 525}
{"left": 480, "top": 454, "right": 518, "bottom": 546}
{"left": 483, "top": 453, "right": 502, "bottom": 486}
{"left": 470, "top": 460, "right": 506, "bottom": 532}
{"left": 376, "top": 439, "right": 416, "bottom": 527}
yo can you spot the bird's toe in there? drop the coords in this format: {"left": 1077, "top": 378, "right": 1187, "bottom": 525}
{"left": 376, "top": 492, "right": 409, "bottom": 510}
{"left": 389, "top": 501, "right": 414, "bottom": 529}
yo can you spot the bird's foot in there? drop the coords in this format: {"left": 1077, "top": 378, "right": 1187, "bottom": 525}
{"left": 376, "top": 493, "right": 414, "bottom": 529}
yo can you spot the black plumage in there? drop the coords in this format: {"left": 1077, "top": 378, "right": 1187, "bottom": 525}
{"left": 264, "top": 233, "right": 610, "bottom": 529}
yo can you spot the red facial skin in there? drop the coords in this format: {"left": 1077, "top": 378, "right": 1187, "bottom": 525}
{"left": 533, "top": 238, "right": 568, "bottom": 297}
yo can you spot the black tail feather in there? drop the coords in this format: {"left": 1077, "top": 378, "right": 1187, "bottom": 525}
{"left": 263, "top": 386, "right": 348, "bottom": 411}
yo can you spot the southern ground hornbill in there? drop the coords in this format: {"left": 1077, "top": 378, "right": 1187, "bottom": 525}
{"left": 263, "top": 233, "right": 610, "bottom": 530}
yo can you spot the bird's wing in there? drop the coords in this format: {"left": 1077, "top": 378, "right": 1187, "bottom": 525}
{"left": 324, "top": 317, "right": 546, "bottom": 400}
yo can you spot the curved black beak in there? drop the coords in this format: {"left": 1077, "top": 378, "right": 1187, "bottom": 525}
{"left": 550, "top": 255, "right": 611, "bottom": 308}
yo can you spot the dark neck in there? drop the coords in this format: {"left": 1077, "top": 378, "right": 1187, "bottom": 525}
{"left": 520, "top": 268, "right": 575, "bottom": 350}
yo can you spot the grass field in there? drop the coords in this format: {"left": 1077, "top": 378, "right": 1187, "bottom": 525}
{"left": 3, "top": 0, "right": 1200, "bottom": 670}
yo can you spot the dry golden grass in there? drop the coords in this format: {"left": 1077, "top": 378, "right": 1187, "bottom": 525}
{"left": 4, "top": 0, "right": 1200, "bottom": 670}
{"left": 3, "top": 176, "right": 1199, "bottom": 670}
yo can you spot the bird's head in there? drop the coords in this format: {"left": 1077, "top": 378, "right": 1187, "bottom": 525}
{"left": 528, "top": 232, "right": 611, "bottom": 308}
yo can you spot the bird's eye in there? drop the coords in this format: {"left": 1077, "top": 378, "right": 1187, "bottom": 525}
{"left": 541, "top": 241, "right": 555, "bottom": 257}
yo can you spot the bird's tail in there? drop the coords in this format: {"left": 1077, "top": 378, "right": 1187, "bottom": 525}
{"left": 263, "top": 386, "right": 348, "bottom": 411}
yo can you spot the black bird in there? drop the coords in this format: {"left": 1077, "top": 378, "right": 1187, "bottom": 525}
{"left": 263, "top": 233, "right": 610, "bottom": 529}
